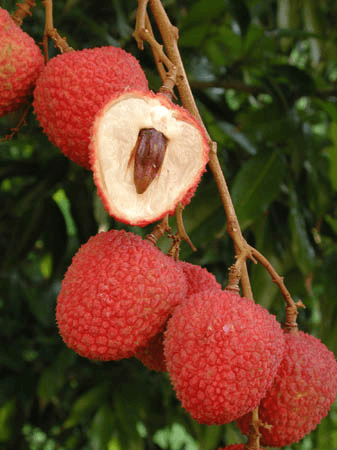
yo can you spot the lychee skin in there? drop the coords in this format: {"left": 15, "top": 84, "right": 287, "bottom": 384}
{"left": 164, "top": 289, "right": 285, "bottom": 425}
{"left": 178, "top": 261, "right": 222, "bottom": 296}
{"left": 135, "top": 262, "right": 222, "bottom": 372}
{"left": 135, "top": 329, "right": 167, "bottom": 372}
{"left": 56, "top": 230, "right": 187, "bottom": 361}
{"left": 33, "top": 46, "right": 149, "bottom": 169}
{"left": 236, "top": 330, "right": 337, "bottom": 447}
{"left": 218, "top": 446, "right": 265, "bottom": 450}
{"left": 0, "top": 8, "right": 44, "bottom": 117}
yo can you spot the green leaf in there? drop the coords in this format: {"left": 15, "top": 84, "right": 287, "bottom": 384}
{"left": 64, "top": 171, "right": 99, "bottom": 244}
{"left": 328, "top": 122, "right": 337, "bottom": 190}
{"left": 180, "top": 0, "right": 225, "bottom": 28}
{"left": 219, "top": 122, "right": 257, "bottom": 155}
{"left": 0, "top": 398, "right": 16, "bottom": 442}
{"left": 88, "top": 403, "right": 115, "bottom": 450}
{"left": 38, "top": 348, "right": 76, "bottom": 408}
{"left": 179, "top": 24, "right": 210, "bottom": 48}
{"left": 2, "top": 198, "right": 48, "bottom": 270}
{"left": 64, "top": 383, "right": 110, "bottom": 429}
{"left": 289, "top": 190, "right": 316, "bottom": 275}
{"left": 231, "top": 151, "right": 286, "bottom": 230}
{"left": 228, "top": 0, "right": 251, "bottom": 37}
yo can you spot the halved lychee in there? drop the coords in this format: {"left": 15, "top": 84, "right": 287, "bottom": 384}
{"left": 33, "top": 46, "right": 149, "bottom": 169}
{"left": 90, "top": 91, "right": 210, "bottom": 226}
{"left": 0, "top": 8, "right": 44, "bottom": 117}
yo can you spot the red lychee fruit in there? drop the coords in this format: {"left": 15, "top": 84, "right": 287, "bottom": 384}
{"left": 178, "top": 261, "right": 222, "bottom": 295}
{"left": 0, "top": 8, "right": 44, "bottom": 117}
{"left": 135, "top": 262, "right": 222, "bottom": 372}
{"left": 218, "top": 445, "right": 266, "bottom": 450}
{"left": 90, "top": 90, "right": 209, "bottom": 226}
{"left": 33, "top": 46, "right": 149, "bottom": 169}
{"left": 218, "top": 445, "right": 265, "bottom": 450}
{"left": 135, "top": 329, "right": 167, "bottom": 372}
{"left": 236, "top": 330, "right": 337, "bottom": 447}
{"left": 164, "top": 289, "right": 285, "bottom": 425}
{"left": 56, "top": 229, "right": 187, "bottom": 361}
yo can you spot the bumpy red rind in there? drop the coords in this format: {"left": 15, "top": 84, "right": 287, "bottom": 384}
{"left": 33, "top": 46, "right": 149, "bottom": 168}
{"left": 56, "top": 229, "right": 187, "bottom": 361}
{"left": 0, "top": 8, "right": 44, "bottom": 117}
{"left": 164, "top": 289, "right": 285, "bottom": 425}
{"left": 236, "top": 330, "right": 337, "bottom": 447}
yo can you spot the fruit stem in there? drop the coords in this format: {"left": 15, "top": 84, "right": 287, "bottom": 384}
{"left": 42, "top": 0, "right": 73, "bottom": 61}
{"left": 12, "top": 0, "right": 36, "bottom": 26}
{"left": 145, "top": 215, "right": 171, "bottom": 246}
{"left": 2, "top": 103, "right": 31, "bottom": 142}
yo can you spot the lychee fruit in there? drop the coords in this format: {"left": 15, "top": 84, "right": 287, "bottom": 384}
{"left": 236, "top": 330, "right": 337, "bottom": 447}
{"left": 135, "top": 329, "right": 167, "bottom": 372}
{"left": 218, "top": 446, "right": 265, "bottom": 450}
{"left": 90, "top": 90, "right": 210, "bottom": 226}
{"left": 56, "top": 229, "right": 187, "bottom": 361}
{"left": 33, "top": 46, "right": 149, "bottom": 169}
{"left": 164, "top": 289, "right": 285, "bottom": 425}
{"left": 0, "top": 8, "right": 44, "bottom": 117}
{"left": 135, "top": 262, "right": 222, "bottom": 372}
{"left": 178, "top": 261, "right": 222, "bottom": 295}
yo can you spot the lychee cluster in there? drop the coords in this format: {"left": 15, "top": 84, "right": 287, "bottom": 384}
{"left": 0, "top": 8, "right": 44, "bottom": 117}
{"left": 56, "top": 227, "right": 337, "bottom": 447}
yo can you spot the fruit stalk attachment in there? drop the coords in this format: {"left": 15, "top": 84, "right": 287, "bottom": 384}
{"left": 42, "top": 0, "right": 73, "bottom": 59}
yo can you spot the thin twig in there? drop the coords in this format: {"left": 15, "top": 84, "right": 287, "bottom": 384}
{"left": 12, "top": 0, "right": 36, "bottom": 26}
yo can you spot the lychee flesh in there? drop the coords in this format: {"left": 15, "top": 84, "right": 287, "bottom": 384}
{"left": 33, "top": 46, "right": 149, "bottom": 169}
{"left": 90, "top": 90, "right": 210, "bottom": 226}
{"left": 164, "top": 289, "right": 285, "bottom": 425}
{"left": 236, "top": 330, "right": 337, "bottom": 447}
{"left": 135, "top": 262, "right": 222, "bottom": 372}
{"left": 0, "top": 8, "right": 44, "bottom": 117}
{"left": 56, "top": 229, "right": 187, "bottom": 361}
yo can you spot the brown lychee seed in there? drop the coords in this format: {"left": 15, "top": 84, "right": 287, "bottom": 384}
{"left": 56, "top": 229, "right": 187, "bottom": 361}
{"left": 33, "top": 46, "right": 149, "bottom": 169}
{"left": 164, "top": 289, "right": 285, "bottom": 425}
{"left": 90, "top": 90, "right": 210, "bottom": 227}
{"left": 0, "top": 8, "right": 44, "bottom": 117}
{"left": 236, "top": 330, "right": 337, "bottom": 447}
{"left": 135, "top": 262, "right": 222, "bottom": 372}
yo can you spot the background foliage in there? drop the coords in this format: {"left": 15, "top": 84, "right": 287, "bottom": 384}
{"left": 1, "top": 0, "right": 337, "bottom": 448}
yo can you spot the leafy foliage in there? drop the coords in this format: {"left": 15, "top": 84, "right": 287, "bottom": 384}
{"left": 1, "top": 0, "right": 337, "bottom": 449}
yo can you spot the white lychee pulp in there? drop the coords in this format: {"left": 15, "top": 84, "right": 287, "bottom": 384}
{"left": 92, "top": 94, "right": 208, "bottom": 225}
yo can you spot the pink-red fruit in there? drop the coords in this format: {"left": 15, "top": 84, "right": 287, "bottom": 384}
{"left": 218, "top": 446, "right": 265, "bottom": 450}
{"left": 90, "top": 91, "right": 209, "bottom": 226}
{"left": 56, "top": 229, "right": 187, "bottom": 361}
{"left": 236, "top": 330, "right": 337, "bottom": 447}
{"left": 135, "top": 261, "right": 222, "bottom": 372}
{"left": 33, "top": 46, "right": 149, "bottom": 169}
{"left": 164, "top": 289, "right": 285, "bottom": 425}
{"left": 0, "top": 8, "right": 44, "bottom": 117}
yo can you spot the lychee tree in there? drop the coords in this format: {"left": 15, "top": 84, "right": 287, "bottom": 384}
{"left": 1, "top": 0, "right": 337, "bottom": 449}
